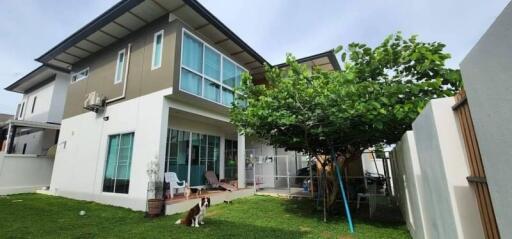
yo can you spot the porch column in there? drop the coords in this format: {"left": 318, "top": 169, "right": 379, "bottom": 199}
{"left": 6, "top": 124, "right": 16, "bottom": 154}
{"left": 237, "top": 132, "right": 246, "bottom": 188}
{"left": 219, "top": 136, "right": 225, "bottom": 180}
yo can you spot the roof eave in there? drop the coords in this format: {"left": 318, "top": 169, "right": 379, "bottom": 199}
{"left": 183, "top": 0, "right": 269, "bottom": 66}
{"left": 274, "top": 49, "right": 341, "bottom": 70}
{"left": 35, "top": 0, "right": 145, "bottom": 64}
{"left": 5, "top": 64, "right": 69, "bottom": 93}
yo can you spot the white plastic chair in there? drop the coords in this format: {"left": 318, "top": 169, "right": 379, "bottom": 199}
{"left": 164, "top": 172, "right": 186, "bottom": 199}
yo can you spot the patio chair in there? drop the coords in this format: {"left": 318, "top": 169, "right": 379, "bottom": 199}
{"left": 164, "top": 172, "right": 186, "bottom": 199}
{"left": 205, "top": 171, "right": 238, "bottom": 191}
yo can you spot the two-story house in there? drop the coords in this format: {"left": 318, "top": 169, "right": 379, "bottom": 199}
{"left": 30, "top": 0, "right": 339, "bottom": 211}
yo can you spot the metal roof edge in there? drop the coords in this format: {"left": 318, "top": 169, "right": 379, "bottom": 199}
{"left": 274, "top": 49, "right": 341, "bottom": 70}
{"left": 35, "top": 0, "right": 144, "bottom": 63}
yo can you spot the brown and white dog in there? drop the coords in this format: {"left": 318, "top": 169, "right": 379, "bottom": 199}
{"left": 175, "top": 197, "right": 211, "bottom": 227}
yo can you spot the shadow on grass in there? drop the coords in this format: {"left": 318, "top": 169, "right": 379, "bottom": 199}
{"left": 281, "top": 197, "right": 407, "bottom": 230}
{"left": 164, "top": 218, "right": 308, "bottom": 239}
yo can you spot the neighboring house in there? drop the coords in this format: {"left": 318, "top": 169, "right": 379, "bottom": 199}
{"left": 0, "top": 65, "right": 70, "bottom": 195}
{"left": 1, "top": 65, "right": 69, "bottom": 155}
{"left": 22, "top": 0, "right": 339, "bottom": 211}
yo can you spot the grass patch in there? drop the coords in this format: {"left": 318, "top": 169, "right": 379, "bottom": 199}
{"left": 0, "top": 194, "right": 410, "bottom": 238}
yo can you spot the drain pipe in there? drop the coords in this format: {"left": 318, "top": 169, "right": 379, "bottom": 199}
{"left": 107, "top": 43, "right": 131, "bottom": 104}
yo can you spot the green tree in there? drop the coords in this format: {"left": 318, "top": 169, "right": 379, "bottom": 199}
{"left": 231, "top": 33, "right": 461, "bottom": 214}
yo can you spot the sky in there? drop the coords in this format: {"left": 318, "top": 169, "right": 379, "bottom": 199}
{"left": 0, "top": 0, "right": 509, "bottom": 115}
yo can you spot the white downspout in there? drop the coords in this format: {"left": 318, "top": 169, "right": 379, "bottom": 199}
{"left": 107, "top": 43, "right": 132, "bottom": 104}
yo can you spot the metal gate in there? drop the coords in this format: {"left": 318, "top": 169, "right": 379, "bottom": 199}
{"left": 453, "top": 90, "right": 500, "bottom": 239}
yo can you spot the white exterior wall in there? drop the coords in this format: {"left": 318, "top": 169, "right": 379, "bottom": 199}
{"left": 50, "top": 88, "right": 171, "bottom": 211}
{"left": 390, "top": 131, "right": 427, "bottom": 239}
{"left": 459, "top": 2, "right": 512, "bottom": 235}
{"left": 0, "top": 153, "right": 54, "bottom": 194}
{"left": 411, "top": 97, "right": 483, "bottom": 239}
{"left": 47, "top": 73, "right": 70, "bottom": 123}
{"left": 16, "top": 73, "right": 69, "bottom": 123}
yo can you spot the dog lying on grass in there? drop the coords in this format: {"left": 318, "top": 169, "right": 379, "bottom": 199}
{"left": 175, "top": 197, "right": 211, "bottom": 227}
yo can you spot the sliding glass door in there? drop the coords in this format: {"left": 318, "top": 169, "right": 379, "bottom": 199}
{"left": 225, "top": 139, "right": 238, "bottom": 180}
{"left": 190, "top": 133, "right": 206, "bottom": 186}
{"left": 165, "top": 129, "right": 221, "bottom": 187}
{"left": 165, "top": 129, "right": 189, "bottom": 184}
{"left": 103, "top": 133, "right": 134, "bottom": 194}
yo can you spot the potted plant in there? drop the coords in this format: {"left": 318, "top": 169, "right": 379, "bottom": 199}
{"left": 146, "top": 160, "right": 164, "bottom": 217}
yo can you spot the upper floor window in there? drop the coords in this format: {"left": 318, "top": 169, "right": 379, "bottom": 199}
{"left": 180, "top": 30, "right": 246, "bottom": 107}
{"left": 19, "top": 102, "right": 25, "bottom": 119}
{"left": 151, "top": 30, "right": 164, "bottom": 70}
{"left": 114, "top": 49, "right": 126, "bottom": 84}
{"left": 71, "top": 68, "right": 89, "bottom": 83}
{"left": 31, "top": 96, "right": 37, "bottom": 114}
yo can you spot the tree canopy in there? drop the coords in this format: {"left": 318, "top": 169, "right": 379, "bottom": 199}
{"left": 231, "top": 33, "right": 461, "bottom": 161}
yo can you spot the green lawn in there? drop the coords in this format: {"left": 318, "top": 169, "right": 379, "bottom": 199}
{"left": 0, "top": 194, "right": 410, "bottom": 238}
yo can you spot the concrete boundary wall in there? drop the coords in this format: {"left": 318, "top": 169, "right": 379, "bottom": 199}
{"left": 0, "top": 153, "right": 53, "bottom": 195}
{"left": 391, "top": 97, "right": 484, "bottom": 239}
{"left": 390, "top": 131, "right": 427, "bottom": 239}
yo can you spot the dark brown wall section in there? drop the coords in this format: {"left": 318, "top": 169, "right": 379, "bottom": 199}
{"left": 63, "top": 16, "right": 178, "bottom": 119}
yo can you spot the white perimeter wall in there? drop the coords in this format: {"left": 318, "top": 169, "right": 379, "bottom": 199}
{"left": 460, "top": 2, "right": 512, "bottom": 235}
{"left": 50, "top": 88, "right": 172, "bottom": 211}
{"left": 390, "top": 131, "right": 427, "bottom": 239}
{"left": 0, "top": 153, "right": 54, "bottom": 195}
{"left": 392, "top": 97, "right": 484, "bottom": 239}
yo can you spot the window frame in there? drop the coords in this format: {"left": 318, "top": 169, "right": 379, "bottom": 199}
{"left": 19, "top": 102, "right": 25, "bottom": 119}
{"left": 151, "top": 30, "right": 164, "bottom": 70}
{"left": 31, "top": 96, "right": 37, "bottom": 114}
{"left": 165, "top": 128, "right": 221, "bottom": 185}
{"left": 114, "top": 49, "right": 126, "bottom": 84}
{"left": 179, "top": 28, "right": 248, "bottom": 107}
{"left": 102, "top": 132, "right": 135, "bottom": 194}
{"left": 70, "top": 67, "right": 89, "bottom": 83}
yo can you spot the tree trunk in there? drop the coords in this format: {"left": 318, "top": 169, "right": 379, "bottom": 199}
{"left": 315, "top": 149, "right": 363, "bottom": 210}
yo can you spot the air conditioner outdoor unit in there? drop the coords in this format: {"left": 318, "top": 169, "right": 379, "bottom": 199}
{"left": 83, "top": 91, "right": 105, "bottom": 113}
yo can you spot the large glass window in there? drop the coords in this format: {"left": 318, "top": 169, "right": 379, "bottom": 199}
{"left": 204, "top": 79, "right": 220, "bottom": 102}
{"left": 151, "top": 30, "right": 164, "bottom": 70}
{"left": 165, "top": 129, "right": 221, "bottom": 186}
{"left": 180, "top": 30, "right": 246, "bottom": 106}
{"left": 103, "top": 133, "right": 134, "bottom": 194}
{"left": 207, "top": 136, "right": 220, "bottom": 176}
{"left": 204, "top": 46, "right": 220, "bottom": 81}
{"left": 165, "top": 129, "right": 189, "bottom": 184}
{"left": 181, "top": 68, "right": 202, "bottom": 95}
{"left": 190, "top": 133, "right": 207, "bottom": 186}
{"left": 222, "top": 58, "right": 236, "bottom": 87}
{"left": 182, "top": 33, "right": 203, "bottom": 72}
{"left": 222, "top": 88, "right": 234, "bottom": 106}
